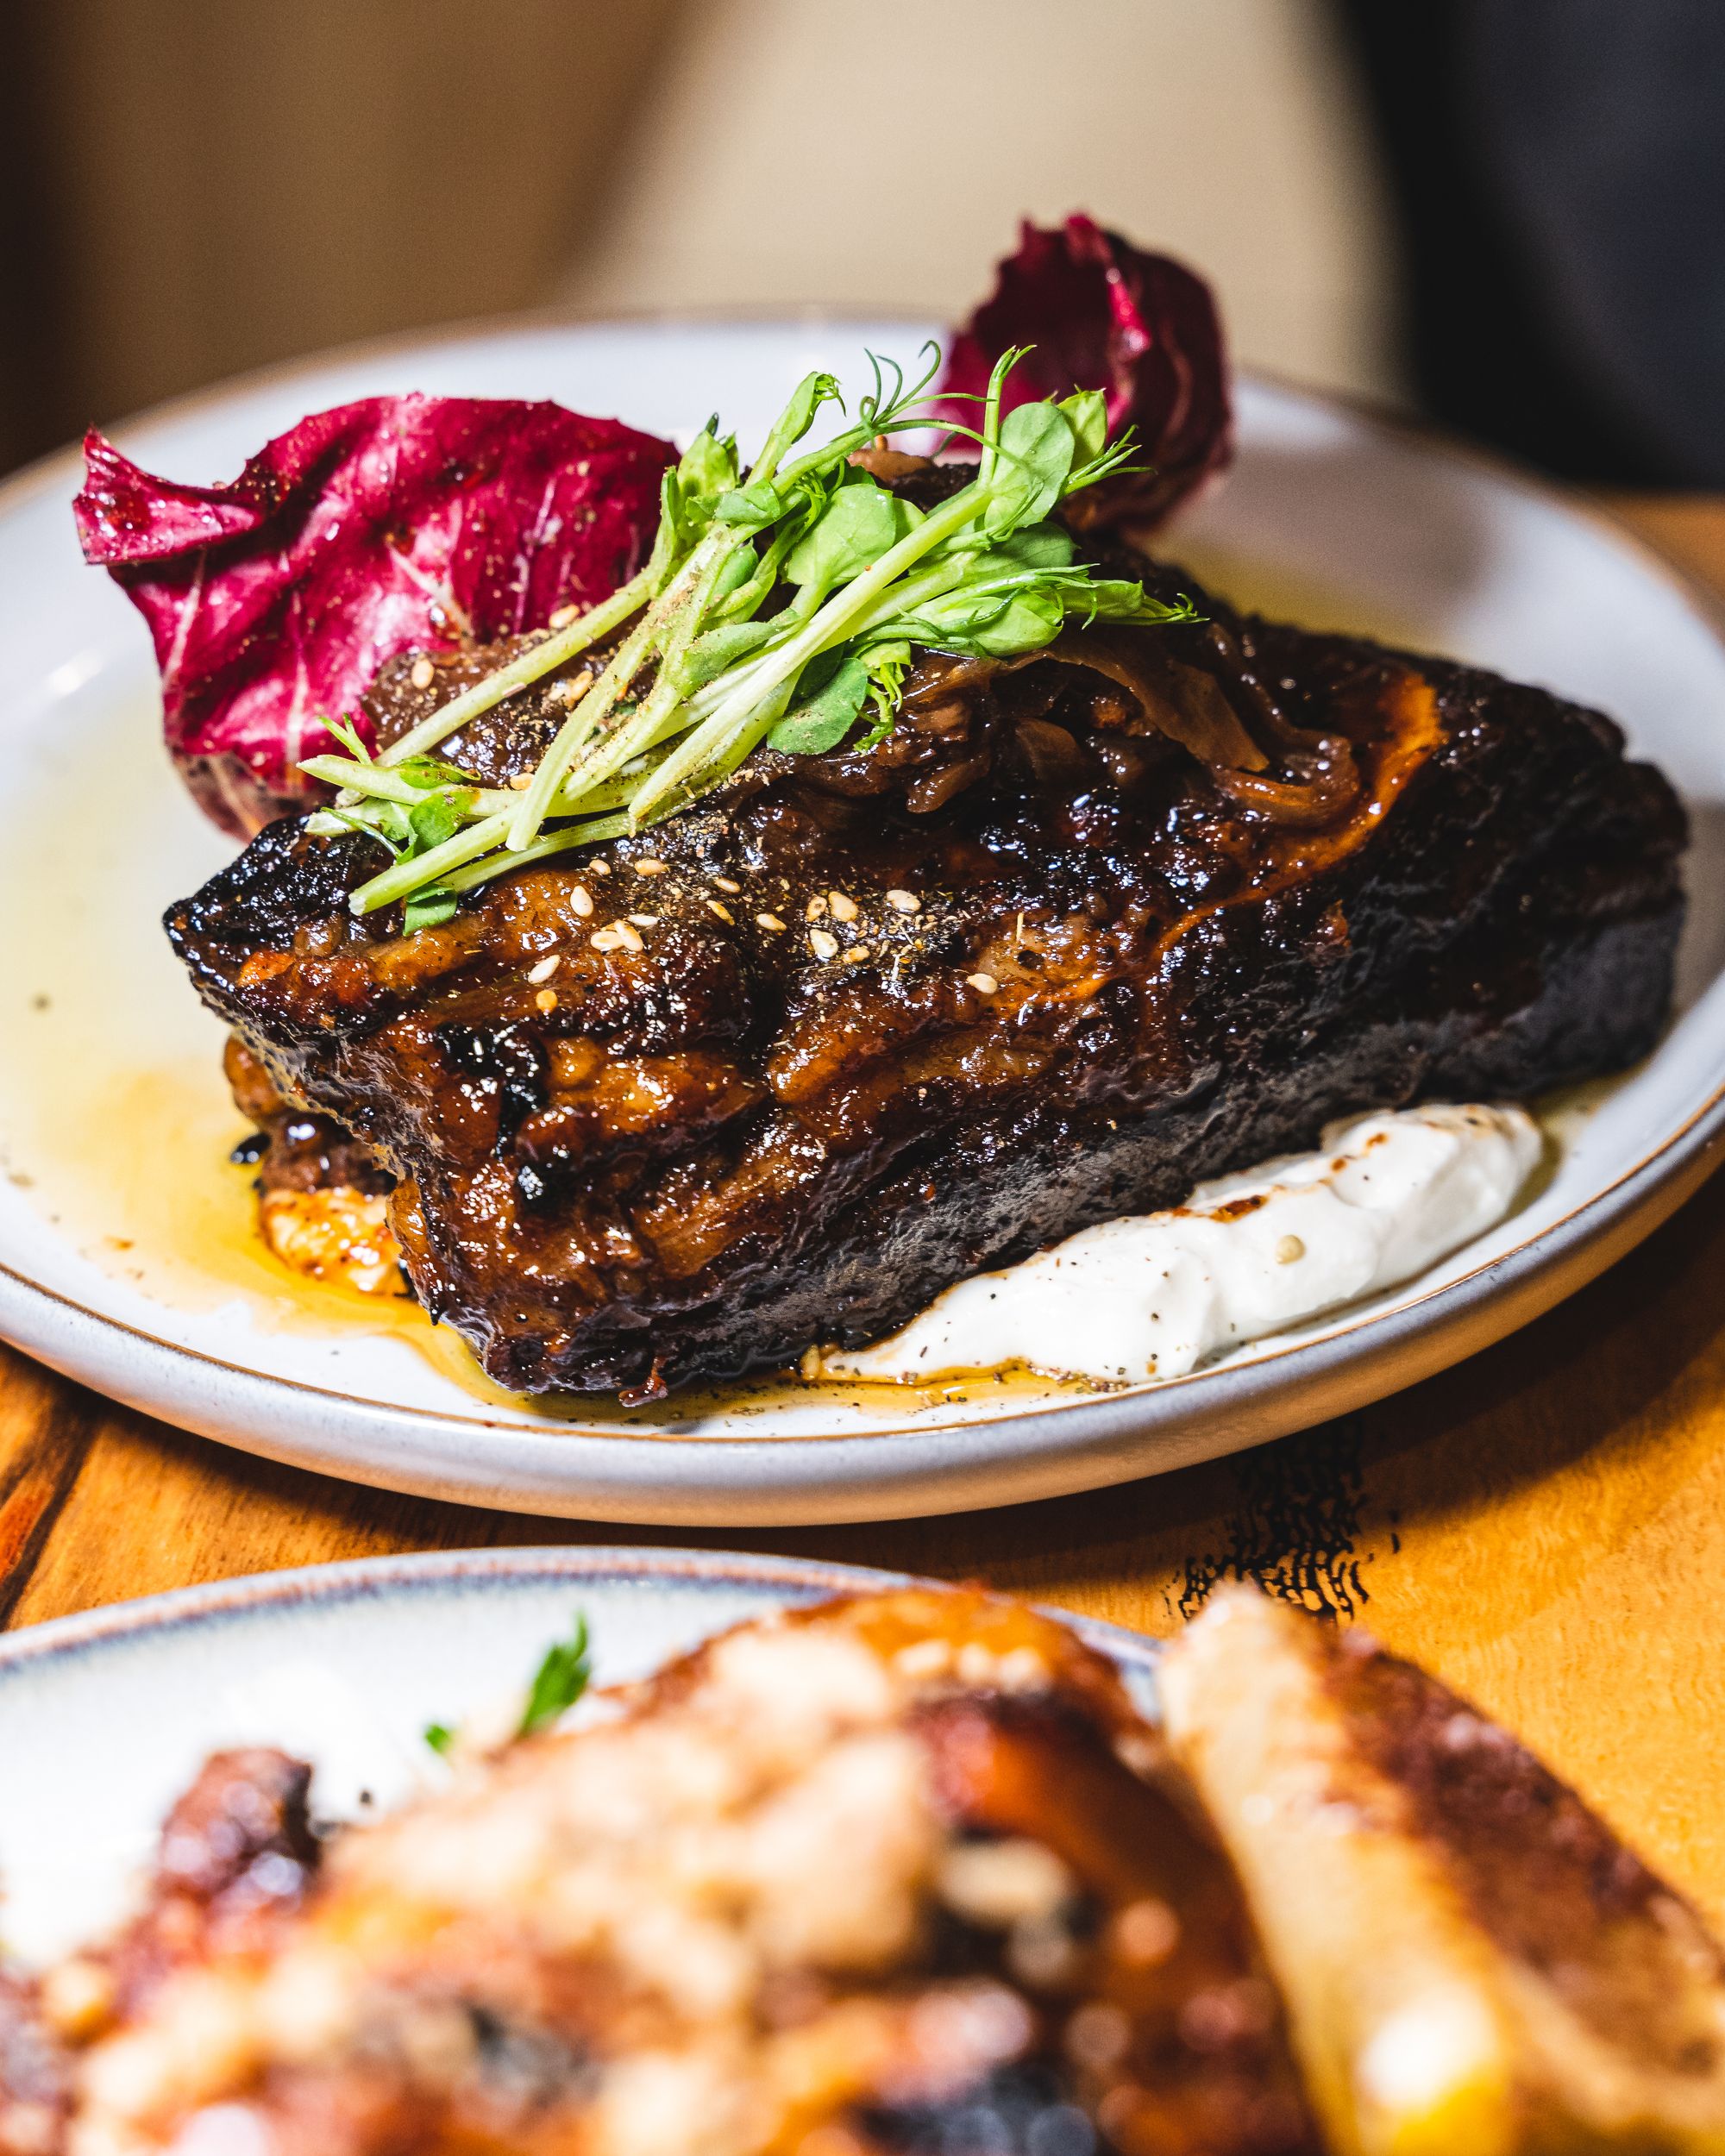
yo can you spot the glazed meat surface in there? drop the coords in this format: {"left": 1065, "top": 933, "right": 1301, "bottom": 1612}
{"left": 166, "top": 557, "right": 1686, "bottom": 1398}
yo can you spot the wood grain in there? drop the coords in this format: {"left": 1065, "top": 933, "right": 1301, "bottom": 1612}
{"left": 4, "top": 493, "right": 1723, "bottom": 1921}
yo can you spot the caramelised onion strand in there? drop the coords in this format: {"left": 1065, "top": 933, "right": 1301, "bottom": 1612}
{"left": 1199, "top": 619, "right": 1319, "bottom": 755}
{"left": 1040, "top": 630, "right": 1267, "bottom": 773}
{"left": 1215, "top": 739, "right": 1361, "bottom": 825}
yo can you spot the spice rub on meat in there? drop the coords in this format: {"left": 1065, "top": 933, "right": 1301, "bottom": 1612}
{"left": 166, "top": 552, "right": 1685, "bottom": 1401}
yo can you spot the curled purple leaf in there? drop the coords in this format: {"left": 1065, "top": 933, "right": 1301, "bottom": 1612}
{"left": 934, "top": 214, "right": 1233, "bottom": 532}
{"left": 76, "top": 396, "right": 674, "bottom": 835}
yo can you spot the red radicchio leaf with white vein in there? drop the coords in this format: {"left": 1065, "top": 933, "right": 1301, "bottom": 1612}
{"left": 933, "top": 214, "right": 1233, "bottom": 532}
{"left": 74, "top": 396, "right": 674, "bottom": 837}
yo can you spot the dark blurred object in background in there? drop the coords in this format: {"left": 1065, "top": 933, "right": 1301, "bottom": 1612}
{"left": 0, "top": 0, "right": 679, "bottom": 477}
{"left": 3, "top": 0, "right": 1722, "bottom": 493}
{"left": 1341, "top": 0, "right": 1725, "bottom": 488}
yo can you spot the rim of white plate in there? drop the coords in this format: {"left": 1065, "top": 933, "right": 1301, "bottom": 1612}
{"left": 0, "top": 1544, "right": 1164, "bottom": 1684}
{"left": 0, "top": 307, "right": 1722, "bottom": 1524}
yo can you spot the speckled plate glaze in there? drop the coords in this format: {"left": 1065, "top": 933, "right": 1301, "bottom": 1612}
{"left": 0, "top": 1545, "right": 1160, "bottom": 1967}
{"left": 2, "top": 317, "right": 1724, "bottom": 1524}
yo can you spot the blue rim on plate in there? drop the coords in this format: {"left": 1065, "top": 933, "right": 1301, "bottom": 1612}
{"left": 0, "top": 1545, "right": 1163, "bottom": 1684}
{"left": 0, "top": 1546, "right": 1164, "bottom": 1966}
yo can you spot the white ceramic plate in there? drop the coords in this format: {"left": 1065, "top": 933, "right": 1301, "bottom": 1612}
{"left": 2, "top": 317, "right": 1723, "bottom": 1525}
{"left": 0, "top": 1545, "right": 1160, "bottom": 1968}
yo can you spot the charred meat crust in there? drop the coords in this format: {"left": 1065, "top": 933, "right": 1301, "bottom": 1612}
{"left": 223, "top": 1034, "right": 392, "bottom": 1199}
{"left": 165, "top": 567, "right": 1686, "bottom": 1398}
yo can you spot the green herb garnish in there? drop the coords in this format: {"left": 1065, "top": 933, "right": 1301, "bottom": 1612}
{"left": 518, "top": 1612, "right": 592, "bottom": 1736}
{"left": 304, "top": 346, "right": 1195, "bottom": 920}
{"left": 422, "top": 1611, "right": 592, "bottom": 1758}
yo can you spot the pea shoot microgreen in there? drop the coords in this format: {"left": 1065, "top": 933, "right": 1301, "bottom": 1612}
{"left": 422, "top": 1611, "right": 592, "bottom": 1758}
{"left": 518, "top": 1612, "right": 592, "bottom": 1736}
{"left": 302, "top": 345, "right": 1196, "bottom": 921}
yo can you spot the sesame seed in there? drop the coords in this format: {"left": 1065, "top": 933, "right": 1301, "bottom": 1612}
{"left": 633, "top": 858, "right": 668, "bottom": 875}
{"left": 713, "top": 875, "right": 742, "bottom": 894}
{"left": 627, "top": 913, "right": 659, "bottom": 928}
{"left": 886, "top": 888, "right": 921, "bottom": 914}
{"left": 410, "top": 655, "right": 436, "bottom": 691}
{"left": 615, "top": 920, "right": 645, "bottom": 951}
{"left": 706, "top": 899, "right": 735, "bottom": 924}
{"left": 756, "top": 912, "right": 787, "bottom": 932}
{"left": 508, "top": 772, "right": 534, "bottom": 790}
{"left": 549, "top": 603, "right": 579, "bottom": 630}
{"left": 572, "top": 885, "right": 594, "bottom": 918}
{"left": 591, "top": 858, "right": 611, "bottom": 875}
{"left": 806, "top": 894, "right": 828, "bottom": 921}
{"left": 842, "top": 943, "right": 869, "bottom": 962}
{"left": 808, "top": 928, "right": 839, "bottom": 960}
{"left": 1276, "top": 1234, "right": 1306, "bottom": 1264}
{"left": 590, "top": 924, "right": 621, "bottom": 951}
{"left": 828, "top": 891, "right": 858, "bottom": 922}
{"left": 535, "top": 987, "right": 559, "bottom": 1012}
{"left": 527, "top": 955, "right": 560, "bottom": 983}
{"left": 966, "top": 972, "right": 1000, "bottom": 994}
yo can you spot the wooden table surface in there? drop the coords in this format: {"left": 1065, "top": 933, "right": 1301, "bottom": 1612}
{"left": 6, "top": 492, "right": 1725, "bottom": 1916}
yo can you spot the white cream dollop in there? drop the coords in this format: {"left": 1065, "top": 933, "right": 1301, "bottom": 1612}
{"left": 818, "top": 1103, "right": 1541, "bottom": 1388}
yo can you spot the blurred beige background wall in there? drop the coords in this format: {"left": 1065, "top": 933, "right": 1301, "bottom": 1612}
{"left": 0, "top": 0, "right": 1397, "bottom": 474}
{"left": 561, "top": 0, "right": 1400, "bottom": 402}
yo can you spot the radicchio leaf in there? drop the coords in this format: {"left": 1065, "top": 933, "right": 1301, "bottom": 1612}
{"left": 934, "top": 214, "right": 1233, "bottom": 532}
{"left": 74, "top": 397, "right": 674, "bottom": 836}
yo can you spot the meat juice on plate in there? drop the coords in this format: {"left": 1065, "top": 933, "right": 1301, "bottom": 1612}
{"left": 0, "top": 576, "right": 1605, "bottom": 1420}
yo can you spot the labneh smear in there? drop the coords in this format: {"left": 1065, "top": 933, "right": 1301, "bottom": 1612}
{"left": 818, "top": 1103, "right": 1540, "bottom": 1387}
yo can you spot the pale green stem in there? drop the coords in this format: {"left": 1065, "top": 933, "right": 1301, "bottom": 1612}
{"left": 300, "top": 757, "right": 454, "bottom": 807}
{"left": 350, "top": 808, "right": 515, "bottom": 915}
{"left": 304, "top": 749, "right": 642, "bottom": 825}
{"left": 624, "top": 672, "right": 798, "bottom": 827}
{"left": 743, "top": 370, "right": 831, "bottom": 487}
{"left": 504, "top": 540, "right": 722, "bottom": 853}
{"left": 375, "top": 568, "right": 652, "bottom": 769}
{"left": 550, "top": 532, "right": 742, "bottom": 809}
{"left": 621, "top": 499, "right": 988, "bottom": 829}
{"left": 438, "top": 813, "right": 631, "bottom": 893}
{"left": 677, "top": 483, "right": 985, "bottom": 745}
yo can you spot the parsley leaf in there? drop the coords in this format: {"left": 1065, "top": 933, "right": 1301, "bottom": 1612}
{"left": 421, "top": 1610, "right": 593, "bottom": 1759}
{"left": 519, "top": 1613, "right": 592, "bottom": 1736}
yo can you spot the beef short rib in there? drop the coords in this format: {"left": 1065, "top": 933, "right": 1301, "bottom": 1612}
{"left": 166, "top": 564, "right": 1686, "bottom": 1399}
